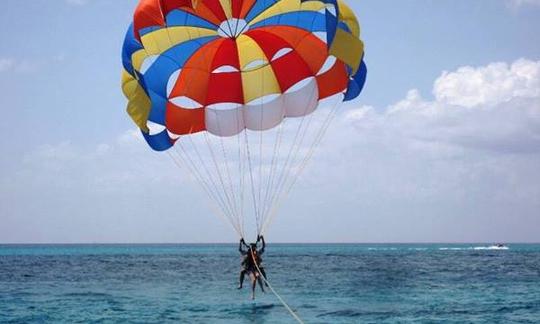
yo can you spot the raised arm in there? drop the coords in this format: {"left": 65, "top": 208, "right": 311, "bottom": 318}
{"left": 238, "top": 238, "right": 249, "bottom": 255}
{"left": 258, "top": 235, "right": 266, "bottom": 254}
{"left": 239, "top": 238, "right": 246, "bottom": 254}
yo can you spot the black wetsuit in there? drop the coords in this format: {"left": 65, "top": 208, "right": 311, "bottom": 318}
{"left": 238, "top": 237, "right": 267, "bottom": 288}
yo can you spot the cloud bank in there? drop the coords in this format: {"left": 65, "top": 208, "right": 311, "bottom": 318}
{"left": 65, "top": 0, "right": 88, "bottom": 6}
{"left": 2, "top": 59, "right": 539, "bottom": 243}
{"left": 302, "top": 58, "right": 540, "bottom": 242}
{"left": 507, "top": 0, "right": 540, "bottom": 8}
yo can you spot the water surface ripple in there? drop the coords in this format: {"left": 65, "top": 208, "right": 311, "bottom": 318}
{"left": 1, "top": 244, "right": 539, "bottom": 323}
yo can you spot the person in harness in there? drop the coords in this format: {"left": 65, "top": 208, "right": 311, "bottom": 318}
{"left": 237, "top": 235, "right": 267, "bottom": 299}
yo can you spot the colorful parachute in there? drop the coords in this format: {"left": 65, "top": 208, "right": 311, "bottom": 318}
{"left": 122, "top": 0, "right": 366, "bottom": 238}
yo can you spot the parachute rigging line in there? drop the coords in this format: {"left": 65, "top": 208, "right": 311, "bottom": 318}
{"left": 262, "top": 95, "right": 344, "bottom": 234}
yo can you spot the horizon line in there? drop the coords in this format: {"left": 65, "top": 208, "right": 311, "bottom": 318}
{"left": 1, "top": 242, "right": 538, "bottom": 245}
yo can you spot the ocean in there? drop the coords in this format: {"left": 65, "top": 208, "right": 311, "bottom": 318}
{"left": 1, "top": 244, "right": 539, "bottom": 323}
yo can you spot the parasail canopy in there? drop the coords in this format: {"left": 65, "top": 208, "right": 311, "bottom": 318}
{"left": 121, "top": 0, "right": 367, "bottom": 239}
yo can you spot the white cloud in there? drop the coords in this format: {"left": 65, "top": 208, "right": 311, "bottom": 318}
{"left": 433, "top": 59, "right": 540, "bottom": 108}
{"left": 16, "top": 132, "right": 176, "bottom": 195}
{"left": 336, "top": 59, "right": 540, "bottom": 157}
{"left": 0, "top": 52, "right": 68, "bottom": 75}
{"left": 298, "top": 58, "right": 540, "bottom": 241}
{"left": 65, "top": 0, "right": 88, "bottom": 5}
{"left": 0, "top": 58, "right": 40, "bottom": 74}
{"left": 507, "top": 0, "right": 540, "bottom": 8}
{"left": 0, "top": 58, "right": 15, "bottom": 72}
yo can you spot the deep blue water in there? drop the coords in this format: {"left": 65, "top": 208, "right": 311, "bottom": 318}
{"left": 1, "top": 244, "right": 539, "bottom": 323}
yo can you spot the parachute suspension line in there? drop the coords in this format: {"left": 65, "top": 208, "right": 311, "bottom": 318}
{"left": 244, "top": 129, "right": 261, "bottom": 236}
{"left": 266, "top": 109, "right": 314, "bottom": 223}
{"left": 261, "top": 98, "right": 328, "bottom": 233}
{"left": 167, "top": 150, "right": 234, "bottom": 234}
{"left": 256, "top": 52, "right": 267, "bottom": 236}
{"left": 240, "top": 133, "right": 247, "bottom": 237}
{"left": 172, "top": 143, "right": 230, "bottom": 223}
{"left": 212, "top": 109, "right": 242, "bottom": 237}
{"left": 286, "top": 98, "right": 343, "bottom": 205}
{"left": 168, "top": 146, "right": 242, "bottom": 237}
{"left": 176, "top": 141, "right": 242, "bottom": 236}
{"left": 184, "top": 135, "right": 240, "bottom": 235}
{"left": 259, "top": 75, "right": 320, "bottom": 233}
{"left": 241, "top": 131, "right": 248, "bottom": 238}
{"left": 250, "top": 253, "right": 305, "bottom": 324}
{"left": 259, "top": 119, "right": 286, "bottom": 235}
{"left": 262, "top": 97, "right": 343, "bottom": 234}
{"left": 258, "top": 113, "right": 264, "bottom": 235}
{"left": 260, "top": 113, "right": 305, "bottom": 227}
{"left": 201, "top": 133, "right": 240, "bottom": 232}
{"left": 265, "top": 100, "right": 317, "bottom": 224}
{"left": 236, "top": 105, "right": 246, "bottom": 237}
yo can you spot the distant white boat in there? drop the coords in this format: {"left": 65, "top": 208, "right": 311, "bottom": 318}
{"left": 439, "top": 244, "right": 510, "bottom": 251}
{"left": 473, "top": 244, "right": 509, "bottom": 250}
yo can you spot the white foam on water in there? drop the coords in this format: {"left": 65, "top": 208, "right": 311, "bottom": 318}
{"left": 473, "top": 245, "right": 509, "bottom": 250}
{"left": 439, "top": 245, "right": 509, "bottom": 251}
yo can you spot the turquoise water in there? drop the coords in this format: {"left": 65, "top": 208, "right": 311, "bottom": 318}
{"left": 1, "top": 244, "right": 539, "bottom": 323}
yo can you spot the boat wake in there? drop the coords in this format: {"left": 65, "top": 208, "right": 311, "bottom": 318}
{"left": 439, "top": 245, "right": 509, "bottom": 251}
{"left": 473, "top": 245, "right": 509, "bottom": 250}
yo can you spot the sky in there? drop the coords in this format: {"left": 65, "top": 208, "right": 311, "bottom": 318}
{"left": 0, "top": 0, "right": 539, "bottom": 243}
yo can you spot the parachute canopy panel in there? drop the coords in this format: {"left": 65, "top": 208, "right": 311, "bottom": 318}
{"left": 122, "top": 0, "right": 367, "bottom": 149}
